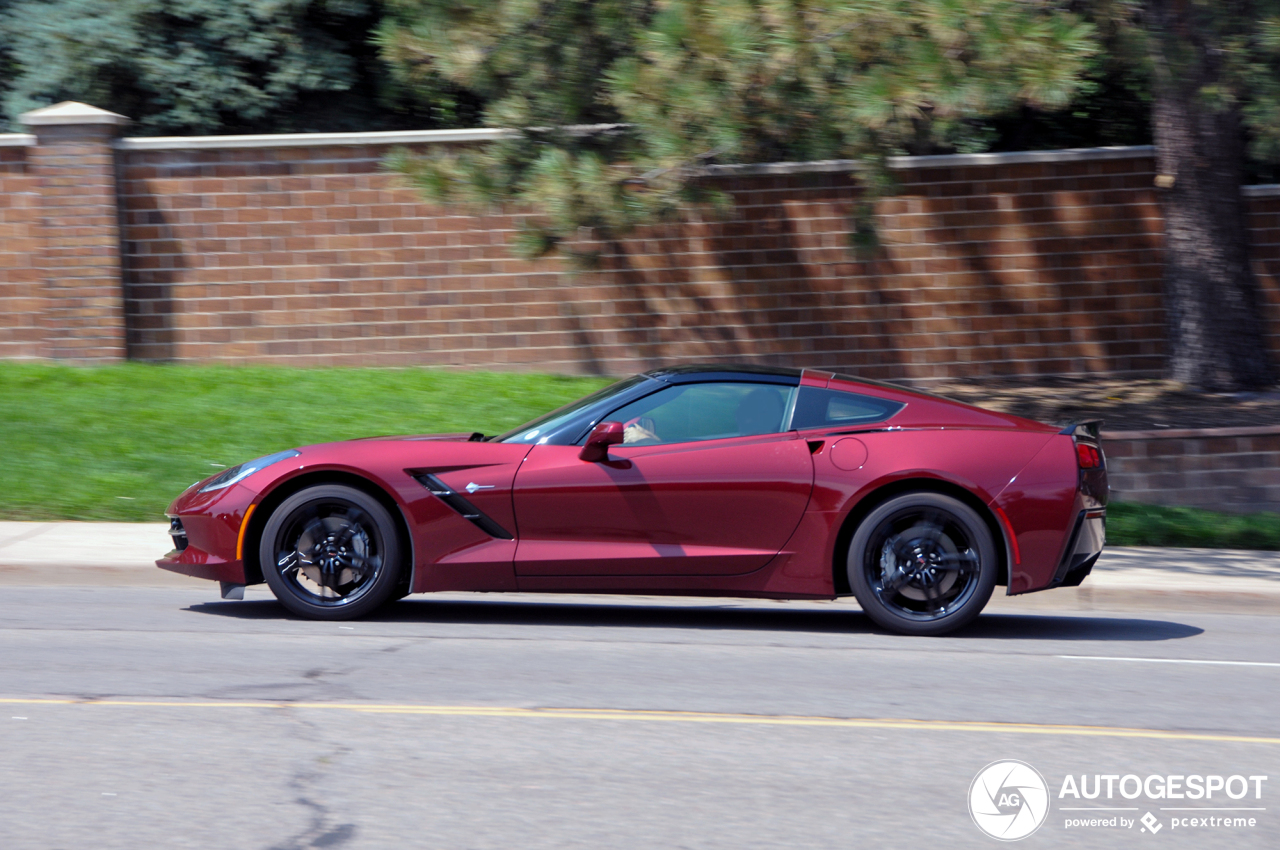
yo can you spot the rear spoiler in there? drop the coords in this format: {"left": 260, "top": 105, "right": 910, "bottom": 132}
{"left": 1059, "top": 420, "right": 1104, "bottom": 442}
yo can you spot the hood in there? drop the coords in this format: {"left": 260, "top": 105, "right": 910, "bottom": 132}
{"left": 349, "top": 432, "right": 484, "bottom": 443}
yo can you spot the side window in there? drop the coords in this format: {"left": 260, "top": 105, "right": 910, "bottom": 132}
{"left": 790, "top": 387, "right": 903, "bottom": 430}
{"left": 602, "top": 382, "right": 794, "bottom": 446}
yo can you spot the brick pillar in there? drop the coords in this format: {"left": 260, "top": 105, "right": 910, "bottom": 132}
{"left": 21, "top": 101, "right": 129, "bottom": 361}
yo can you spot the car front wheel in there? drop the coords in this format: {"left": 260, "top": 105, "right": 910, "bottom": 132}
{"left": 847, "top": 492, "right": 998, "bottom": 636}
{"left": 259, "top": 484, "right": 403, "bottom": 620}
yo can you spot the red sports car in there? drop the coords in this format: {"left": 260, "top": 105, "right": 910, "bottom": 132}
{"left": 158, "top": 365, "right": 1107, "bottom": 635}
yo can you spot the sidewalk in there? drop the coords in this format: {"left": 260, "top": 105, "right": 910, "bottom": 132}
{"left": 0, "top": 521, "right": 180, "bottom": 586}
{"left": 2, "top": 521, "right": 1279, "bottom": 613}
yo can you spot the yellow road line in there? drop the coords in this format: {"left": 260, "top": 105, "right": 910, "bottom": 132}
{"left": 0, "top": 698, "right": 1276, "bottom": 745}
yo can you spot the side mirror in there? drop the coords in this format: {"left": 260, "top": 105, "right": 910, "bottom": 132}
{"left": 579, "top": 421, "right": 626, "bottom": 462}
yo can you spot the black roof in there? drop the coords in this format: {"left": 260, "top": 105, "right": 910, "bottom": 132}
{"left": 643, "top": 364, "right": 804, "bottom": 385}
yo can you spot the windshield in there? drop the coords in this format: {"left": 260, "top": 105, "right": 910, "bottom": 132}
{"left": 496, "top": 375, "right": 651, "bottom": 444}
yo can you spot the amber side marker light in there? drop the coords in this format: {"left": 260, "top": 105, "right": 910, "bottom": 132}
{"left": 236, "top": 503, "right": 257, "bottom": 561}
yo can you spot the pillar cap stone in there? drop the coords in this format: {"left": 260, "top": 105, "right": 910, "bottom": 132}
{"left": 20, "top": 101, "right": 129, "bottom": 127}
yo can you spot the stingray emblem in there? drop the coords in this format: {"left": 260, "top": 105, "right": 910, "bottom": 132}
{"left": 465, "top": 482, "right": 494, "bottom": 494}
{"left": 969, "top": 760, "right": 1050, "bottom": 841}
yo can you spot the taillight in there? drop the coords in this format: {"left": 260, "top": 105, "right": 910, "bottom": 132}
{"left": 1076, "top": 443, "right": 1102, "bottom": 469}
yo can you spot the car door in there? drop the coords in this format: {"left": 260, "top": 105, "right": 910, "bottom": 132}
{"left": 512, "top": 380, "right": 815, "bottom": 576}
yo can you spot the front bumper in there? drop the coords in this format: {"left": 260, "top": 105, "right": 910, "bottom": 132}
{"left": 156, "top": 548, "right": 245, "bottom": 584}
{"left": 155, "top": 482, "right": 255, "bottom": 584}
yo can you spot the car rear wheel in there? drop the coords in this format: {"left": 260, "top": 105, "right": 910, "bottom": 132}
{"left": 847, "top": 492, "right": 997, "bottom": 636}
{"left": 259, "top": 484, "right": 402, "bottom": 620}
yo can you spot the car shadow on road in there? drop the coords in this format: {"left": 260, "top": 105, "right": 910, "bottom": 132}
{"left": 187, "top": 598, "right": 1204, "bottom": 642}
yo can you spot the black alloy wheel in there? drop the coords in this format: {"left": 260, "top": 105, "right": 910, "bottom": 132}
{"left": 260, "top": 484, "right": 402, "bottom": 620}
{"left": 848, "top": 492, "right": 997, "bottom": 636}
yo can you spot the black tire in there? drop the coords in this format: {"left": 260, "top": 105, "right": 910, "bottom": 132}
{"left": 259, "top": 484, "right": 403, "bottom": 620}
{"left": 847, "top": 492, "right": 997, "bottom": 636}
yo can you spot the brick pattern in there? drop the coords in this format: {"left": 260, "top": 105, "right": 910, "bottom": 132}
{"left": 1250, "top": 193, "right": 1280, "bottom": 356}
{"left": 118, "top": 143, "right": 545, "bottom": 365}
{"left": 1104, "top": 428, "right": 1280, "bottom": 514}
{"left": 0, "top": 147, "right": 42, "bottom": 359}
{"left": 30, "top": 124, "right": 126, "bottom": 360}
{"left": 588, "top": 160, "right": 1175, "bottom": 382}
{"left": 116, "top": 144, "right": 1280, "bottom": 381}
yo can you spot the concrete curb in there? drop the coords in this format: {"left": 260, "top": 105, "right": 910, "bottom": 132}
{"left": 995, "top": 547, "right": 1280, "bottom": 614}
{"left": 2, "top": 522, "right": 1279, "bottom": 613}
{"left": 987, "top": 583, "right": 1280, "bottom": 615}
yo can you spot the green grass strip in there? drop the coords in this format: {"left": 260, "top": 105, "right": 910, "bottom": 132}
{"left": 1106, "top": 501, "right": 1280, "bottom": 551}
{"left": 0, "top": 362, "right": 610, "bottom": 522}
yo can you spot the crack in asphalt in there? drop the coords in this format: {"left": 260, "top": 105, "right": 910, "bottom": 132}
{"left": 200, "top": 664, "right": 363, "bottom": 703}
{"left": 263, "top": 706, "right": 357, "bottom": 850}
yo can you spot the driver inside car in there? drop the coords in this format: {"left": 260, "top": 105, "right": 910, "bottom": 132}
{"left": 619, "top": 386, "right": 788, "bottom": 445}
{"left": 623, "top": 416, "right": 658, "bottom": 444}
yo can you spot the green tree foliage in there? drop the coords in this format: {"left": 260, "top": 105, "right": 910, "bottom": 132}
{"left": 378, "top": 0, "right": 641, "bottom": 130}
{"left": 383, "top": 0, "right": 1097, "bottom": 262}
{"left": 0, "top": 0, "right": 454, "bottom": 134}
{"left": 985, "top": 3, "right": 1152, "bottom": 152}
{"left": 610, "top": 1, "right": 1095, "bottom": 161}
{"left": 378, "top": 0, "right": 657, "bottom": 263}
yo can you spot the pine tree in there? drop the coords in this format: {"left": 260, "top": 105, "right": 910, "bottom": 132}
{"left": 379, "top": 0, "right": 657, "bottom": 263}
{"left": 0, "top": 0, "right": 448, "bottom": 134}
{"left": 382, "top": 1, "right": 1097, "bottom": 263}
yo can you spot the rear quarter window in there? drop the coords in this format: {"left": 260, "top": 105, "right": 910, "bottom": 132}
{"left": 790, "top": 387, "right": 903, "bottom": 429}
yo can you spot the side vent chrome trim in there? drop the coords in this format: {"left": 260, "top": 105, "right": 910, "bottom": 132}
{"left": 412, "top": 473, "right": 514, "bottom": 540}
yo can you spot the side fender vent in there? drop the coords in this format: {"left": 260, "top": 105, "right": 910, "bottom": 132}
{"left": 412, "top": 473, "right": 514, "bottom": 540}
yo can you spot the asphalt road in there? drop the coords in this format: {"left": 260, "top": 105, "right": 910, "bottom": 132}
{"left": 1, "top": 586, "right": 1277, "bottom": 849}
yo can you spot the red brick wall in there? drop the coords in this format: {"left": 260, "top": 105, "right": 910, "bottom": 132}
{"left": 0, "top": 146, "right": 42, "bottom": 359}
{"left": 119, "top": 142, "right": 549, "bottom": 366}
{"left": 591, "top": 157, "right": 1177, "bottom": 383}
{"left": 1104, "top": 426, "right": 1280, "bottom": 514}
{"left": 30, "top": 124, "right": 127, "bottom": 360}
{"left": 1249, "top": 191, "right": 1280, "bottom": 364}
{"left": 115, "top": 142, "right": 1280, "bottom": 380}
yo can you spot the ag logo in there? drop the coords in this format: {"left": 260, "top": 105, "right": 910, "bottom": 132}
{"left": 969, "top": 760, "right": 1050, "bottom": 841}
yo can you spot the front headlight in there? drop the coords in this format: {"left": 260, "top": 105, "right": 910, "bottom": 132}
{"left": 199, "top": 449, "right": 301, "bottom": 493}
